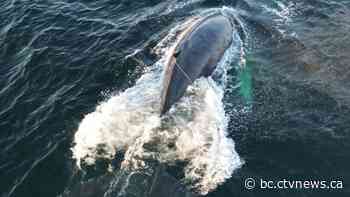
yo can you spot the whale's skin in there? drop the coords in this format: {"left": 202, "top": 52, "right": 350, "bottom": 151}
{"left": 160, "top": 14, "right": 233, "bottom": 115}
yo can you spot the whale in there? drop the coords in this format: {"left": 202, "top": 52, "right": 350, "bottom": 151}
{"left": 160, "top": 14, "right": 234, "bottom": 115}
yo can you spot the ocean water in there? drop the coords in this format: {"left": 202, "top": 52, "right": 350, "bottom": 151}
{"left": 1, "top": 0, "right": 350, "bottom": 197}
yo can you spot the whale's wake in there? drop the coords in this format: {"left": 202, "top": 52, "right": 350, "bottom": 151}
{"left": 72, "top": 10, "right": 244, "bottom": 195}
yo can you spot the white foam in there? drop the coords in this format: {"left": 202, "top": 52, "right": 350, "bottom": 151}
{"left": 72, "top": 70, "right": 162, "bottom": 167}
{"left": 261, "top": 1, "right": 299, "bottom": 37}
{"left": 72, "top": 10, "right": 243, "bottom": 195}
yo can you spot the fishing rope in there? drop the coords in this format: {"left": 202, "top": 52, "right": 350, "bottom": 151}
{"left": 174, "top": 61, "right": 193, "bottom": 83}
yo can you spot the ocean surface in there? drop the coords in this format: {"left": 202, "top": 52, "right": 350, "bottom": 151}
{"left": 1, "top": 0, "right": 350, "bottom": 197}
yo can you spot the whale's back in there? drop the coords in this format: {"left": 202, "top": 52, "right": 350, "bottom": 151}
{"left": 160, "top": 14, "right": 233, "bottom": 115}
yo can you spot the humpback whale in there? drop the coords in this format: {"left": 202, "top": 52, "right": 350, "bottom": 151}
{"left": 160, "top": 14, "right": 233, "bottom": 115}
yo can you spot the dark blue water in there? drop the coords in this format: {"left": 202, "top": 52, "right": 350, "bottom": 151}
{"left": 1, "top": 0, "right": 350, "bottom": 197}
